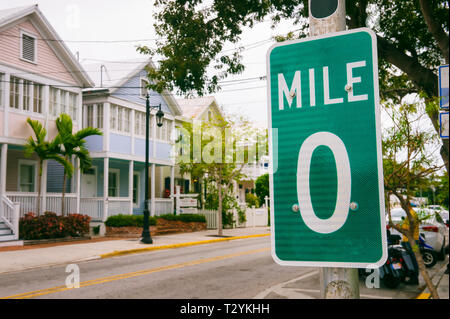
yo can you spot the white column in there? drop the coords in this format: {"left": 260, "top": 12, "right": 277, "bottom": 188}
{"left": 43, "top": 85, "right": 49, "bottom": 131}
{"left": 103, "top": 157, "right": 109, "bottom": 222}
{"left": 104, "top": 102, "right": 110, "bottom": 152}
{"left": 0, "top": 144, "right": 7, "bottom": 197}
{"left": 129, "top": 160, "right": 134, "bottom": 215}
{"left": 152, "top": 112, "right": 157, "bottom": 157}
{"left": 76, "top": 158, "right": 81, "bottom": 214}
{"left": 130, "top": 109, "right": 135, "bottom": 155}
{"left": 170, "top": 165, "right": 175, "bottom": 214}
{"left": 151, "top": 163, "right": 155, "bottom": 216}
{"left": 3, "top": 74, "right": 10, "bottom": 136}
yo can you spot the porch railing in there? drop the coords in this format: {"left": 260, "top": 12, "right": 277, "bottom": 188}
{"left": 6, "top": 193, "right": 37, "bottom": 217}
{"left": 46, "top": 193, "right": 77, "bottom": 215}
{"left": 79, "top": 197, "right": 104, "bottom": 221}
{"left": 108, "top": 197, "right": 132, "bottom": 217}
{"left": 6, "top": 192, "right": 78, "bottom": 217}
{"left": 1, "top": 195, "right": 20, "bottom": 240}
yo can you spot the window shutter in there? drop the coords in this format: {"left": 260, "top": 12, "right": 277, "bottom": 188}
{"left": 22, "top": 34, "right": 36, "bottom": 62}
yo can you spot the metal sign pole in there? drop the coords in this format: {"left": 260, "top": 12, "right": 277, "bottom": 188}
{"left": 308, "top": 0, "right": 360, "bottom": 299}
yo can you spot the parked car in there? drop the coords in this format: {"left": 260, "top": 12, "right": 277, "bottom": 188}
{"left": 386, "top": 207, "right": 447, "bottom": 260}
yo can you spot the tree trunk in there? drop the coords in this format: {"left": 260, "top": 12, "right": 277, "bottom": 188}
{"left": 217, "top": 179, "right": 223, "bottom": 237}
{"left": 61, "top": 171, "right": 67, "bottom": 216}
{"left": 37, "top": 160, "right": 42, "bottom": 216}
{"left": 61, "top": 155, "right": 69, "bottom": 216}
{"left": 408, "top": 235, "right": 440, "bottom": 299}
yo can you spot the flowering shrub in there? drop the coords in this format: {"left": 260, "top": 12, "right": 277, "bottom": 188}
{"left": 19, "top": 212, "right": 91, "bottom": 240}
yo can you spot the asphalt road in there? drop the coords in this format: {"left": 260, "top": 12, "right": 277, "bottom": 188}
{"left": 0, "top": 236, "right": 310, "bottom": 299}
{"left": 0, "top": 236, "right": 443, "bottom": 299}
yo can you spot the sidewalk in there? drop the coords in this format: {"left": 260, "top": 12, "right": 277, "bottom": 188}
{"left": 0, "top": 227, "right": 271, "bottom": 274}
{"left": 416, "top": 263, "right": 449, "bottom": 299}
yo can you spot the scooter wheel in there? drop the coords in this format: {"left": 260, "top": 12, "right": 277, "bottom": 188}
{"left": 422, "top": 249, "right": 437, "bottom": 268}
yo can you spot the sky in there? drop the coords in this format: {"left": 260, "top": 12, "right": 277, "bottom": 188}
{"left": 1, "top": 0, "right": 299, "bottom": 128}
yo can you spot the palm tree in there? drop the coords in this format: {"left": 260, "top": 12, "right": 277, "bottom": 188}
{"left": 55, "top": 114, "right": 102, "bottom": 216}
{"left": 24, "top": 118, "right": 73, "bottom": 216}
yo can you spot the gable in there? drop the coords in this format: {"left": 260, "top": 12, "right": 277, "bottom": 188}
{"left": 0, "top": 17, "right": 79, "bottom": 85}
{"left": 111, "top": 69, "right": 173, "bottom": 115}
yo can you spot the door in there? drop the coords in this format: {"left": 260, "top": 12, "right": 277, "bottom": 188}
{"left": 81, "top": 168, "right": 97, "bottom": 197}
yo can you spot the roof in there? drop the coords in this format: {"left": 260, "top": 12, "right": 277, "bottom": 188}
{"left": 82, "top": 58, "right": 149, "bottom": 89}
{"left": 176, "top": 96, "right": 219, "bottom": 119}
{"left": 82, "top": 58, "right": 183, "bottom": 116}
{"left": 0, "top": 4, "right": 94, "bottom": 87}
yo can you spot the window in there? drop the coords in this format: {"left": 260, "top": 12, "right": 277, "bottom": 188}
{"left": 83, "top": 104, "right": 103, "bottom": 129}
{"left": 9, "top": 76, "right": 20, "bottom": 109}
{"left": 140, "top": 78, "right": 149, "bottom": 98}
{"left": 18, "top": 161, "right": 36, "bottom": 192}
{"left": 108, "top": 170, "right": 119, "bottom": 197}
{"left": 23, "top": 80, "right": 31, "bottom": 111}
{"left": 85, "top": 104, "right": 94, "bottom": 127}
{"left": 60, "top": 91, "right": 68, "bottom": 115}
{"left": 156, "top": 118, "right": 172, "bottom": 141}
{"left": 110, "top": 104, "right": 117, "bottom": 130}
{"left": 33, "top": 84, "right": 43, "bottom": 113}
{"left": 49, "top": 87, "right": 58, "bottom": 116}
{"left": 135, "top": 111, "right": 151, "bottom": 137}
{"left": 68, "top": 92, "right": 77, "bottom": 120}
{"left": 96, "top": 104, "right": 103, "bottom": 129}
{"left": 110, "top": 104, "right": 131, "bottom": 134}
{"left": 133, "top": 173, "right": 140, "bottom": 206}
{"left": 21, "top": 32, "right": 37, "bottom": 63}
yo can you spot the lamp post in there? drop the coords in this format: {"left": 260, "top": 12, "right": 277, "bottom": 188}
{"left": 141, "top": 94, "right": 164, "bottom": 244}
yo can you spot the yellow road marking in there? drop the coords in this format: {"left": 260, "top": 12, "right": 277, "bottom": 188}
{"left": 1, "top": 247, "right": 270, "bottom": 299}
{"left": 100, "top": 233, "right": 270, "bottom": 259}
{"left": 416, "top": 292, "right": 431, "bottom": 299}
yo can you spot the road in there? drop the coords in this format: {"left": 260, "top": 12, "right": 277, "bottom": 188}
{"left": 0, "top": 236, "right": 443, "bottom": 299}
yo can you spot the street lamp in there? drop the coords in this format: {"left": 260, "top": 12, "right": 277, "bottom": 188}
{"left": 141, "top": 94, "right": 164, "bottom": 244}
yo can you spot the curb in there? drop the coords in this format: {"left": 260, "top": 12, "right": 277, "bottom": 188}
{"left": 100, "top": 233, "right": 271, "bottom": 259}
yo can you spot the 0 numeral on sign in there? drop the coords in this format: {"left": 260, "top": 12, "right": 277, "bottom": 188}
{"left": 297, "top": 132, "right": 351, "bottom": 234}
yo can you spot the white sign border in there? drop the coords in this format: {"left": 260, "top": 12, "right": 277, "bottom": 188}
{"left": 439, "top": 65, "right": 449, "bottom": 110}
{"left": 266, "top": 27, "right": 388, "bottom": 269}
{"left": 440, "top": 112, "right": 449, "bottom": 139}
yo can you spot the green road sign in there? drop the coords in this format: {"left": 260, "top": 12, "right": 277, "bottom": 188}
{"left": 267, "top": 28, "right": 387, "bottom": 268}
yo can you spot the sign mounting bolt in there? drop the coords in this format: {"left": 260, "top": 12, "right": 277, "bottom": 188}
{"left": 345, "top": 84, "right": 352, "bottom": 92}
{"left": 349, "top": 202, "right": 359, "bottom": 211}
{"left": 292, "top": 204, "right": 300, "bottom": 213}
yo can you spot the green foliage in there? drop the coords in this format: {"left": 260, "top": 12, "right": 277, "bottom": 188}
{"left": 255, "top": 173, "right": 269, "bottom": 207}
{"left": 104, "top": 213, "right": 206, "bottom": 227}
{"left": 245, "top": 192, "right": 259, "bottom": 208}
{"left": 19, "top": 212, "right": 91, "bottom": 240}
{"left": 104, "top": 214, "right": 156, "bottom": 227}
{"left": 55, "top": 113, "right": 103, "bottom": 178}
{"left": 158, "top": 214, "right": 206, "bottom": 223}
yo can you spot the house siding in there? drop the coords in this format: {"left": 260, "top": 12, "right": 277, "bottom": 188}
{"left": 111, "top": 70, "right": 171, "bottom": 114}
{"left": 0, "top": 19, "right": 78, "bottom": 85}
{"left": 109, "top": 133, "right": 132, "bottom": 155}
{"left": 46, "top": 160, "right": 71, "bottom": 193}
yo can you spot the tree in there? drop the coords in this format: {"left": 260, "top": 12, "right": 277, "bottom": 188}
{"left": 383, "top": 99, "right": 444, "bottom": 299}
{"left": 177, "top": 114, "right": 265, "bottom": 236}
{"left": 138, "top": 0, "right": 449, "bottom": 171}
{"left": 55, "top": 114, "right": 102, "bottom": 216}
{"left": 255, "top": 173, "right": 269, "bottom": 207}
{"left": 24, "top": 119, "right": 72, "bottom": 216}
